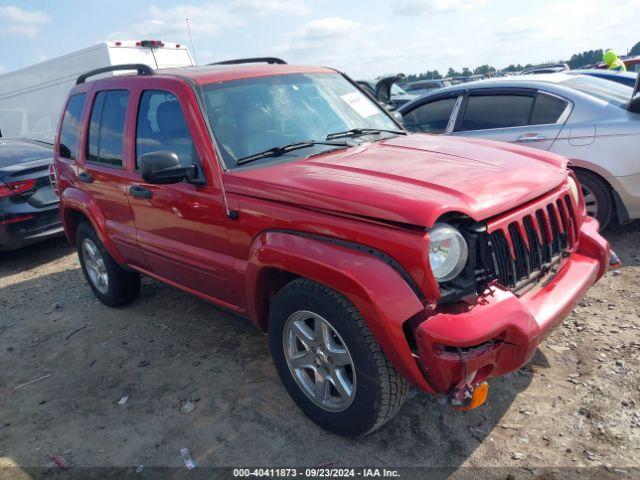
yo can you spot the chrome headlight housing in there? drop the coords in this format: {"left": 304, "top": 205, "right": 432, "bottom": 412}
{"left": 568, "top": 175, "right": 580, "bottom": 205}
{"left": 428, "top": 223, "right": 468, "bottom": 282}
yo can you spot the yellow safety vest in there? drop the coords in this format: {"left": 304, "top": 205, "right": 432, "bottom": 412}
{"left": 608, "top": 58, "right": 627, "bottom": 71}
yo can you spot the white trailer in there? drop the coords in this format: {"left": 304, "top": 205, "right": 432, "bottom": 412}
{"left": 0, "top": 41, "right": 194, "bottom": 142}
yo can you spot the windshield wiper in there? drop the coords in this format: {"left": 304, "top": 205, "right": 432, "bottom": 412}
{"left": 325, "top": 128, "right": 406, "bottom": 141}
{"left": 236, "top": 140, "right": 350, "bottom": 166}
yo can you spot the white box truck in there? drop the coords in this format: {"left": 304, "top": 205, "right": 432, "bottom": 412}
{"left": 0, "top": 40, "right": 194, "bottom": 143}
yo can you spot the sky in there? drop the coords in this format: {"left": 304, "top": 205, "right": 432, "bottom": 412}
{"left": 1, "top": 0, "right": 639, "bottom": 79}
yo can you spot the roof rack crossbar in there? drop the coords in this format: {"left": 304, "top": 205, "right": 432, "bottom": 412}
{"left": 76, "top": 64, "right": 154, "bottom": 85}
{"left": 208, "top": 57, "right": 287, "bottom": 66}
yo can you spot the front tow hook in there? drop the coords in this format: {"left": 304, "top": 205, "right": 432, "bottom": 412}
{"left": 609, "top": 249, "right": 622, "bottom": 271}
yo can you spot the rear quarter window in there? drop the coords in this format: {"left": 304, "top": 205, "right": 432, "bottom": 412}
{"left": 59, "top": 94, "right": 87, "bottom": 160}
{"left": 530, "top": 93, "right": 568, "bottom": 125}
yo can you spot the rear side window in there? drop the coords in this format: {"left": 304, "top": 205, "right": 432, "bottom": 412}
{"left": 135, "top": 90, "right": 197, "bottom": 168}
{"left": 403, "top": 97, "right": 457, "bottom": 133}
{"left": 461, "top": 94, "right": 534, "bottom": 131}
{"left": 530, "top": 93, "right": 568, "bottom": 125}
{"left": 87, "top": 90, "right": 129, "bottom": 167}
{"left": 59, "top": 94, "right": 86, "bottom": 160}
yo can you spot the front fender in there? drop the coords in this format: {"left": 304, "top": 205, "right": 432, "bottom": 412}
{"left": 60, "top": 187, "right": 125, "bottom": 264}
{"left": 245, "top": 230, "right": 432, "bottom": 392}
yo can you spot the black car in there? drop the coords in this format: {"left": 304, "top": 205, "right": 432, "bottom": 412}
{"left": 0, "top": 139, "right": 62, "bottom": 251}
{"left": 404, "top": 79, "right": 452, "bottom": 96}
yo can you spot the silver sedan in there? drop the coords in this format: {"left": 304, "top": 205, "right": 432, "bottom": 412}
{"left": 398, "top": 73, "right": 640, "bottom": 228}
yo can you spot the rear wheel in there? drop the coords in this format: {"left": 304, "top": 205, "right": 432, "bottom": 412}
{"left": 268, "top": 278, "right": 408, "bottom": 436}
{"left": 76, "top": 222, "right": 140, "bottom": 307}
{"left": 575, "top": 170, "right": 613, "bottom": 229}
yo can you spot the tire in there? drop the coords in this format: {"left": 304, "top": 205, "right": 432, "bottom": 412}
{"left": 268, "top": 278, "right": 408, "bottom": 436}
{"left": 575, "top": 170, "right": 613, "bottom": 229}
{"left": 76, "top": 222, "right": 140, "bottom": 307}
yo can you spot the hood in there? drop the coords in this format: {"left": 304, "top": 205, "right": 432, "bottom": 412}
{"left": 0, "top": 139, "right": 52, "bottom": 170}
{"left": 225, "top": 134, "right": 567, "bottom": 227}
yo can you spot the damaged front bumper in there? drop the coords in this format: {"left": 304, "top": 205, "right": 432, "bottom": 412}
{"left": 414, "top": 216, "right": 612, "bottom": 401}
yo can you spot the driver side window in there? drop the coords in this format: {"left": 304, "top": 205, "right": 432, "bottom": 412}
{"left": 136, "top": 90, "right": 198, "bottom": 168}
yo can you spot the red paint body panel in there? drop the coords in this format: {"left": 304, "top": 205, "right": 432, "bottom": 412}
{"left": 245, "top": 231, "right": 429, "bottom": 390}
{"left": 54, "top": 65, "right": 611, "bottom": 399}
{"left": 225, "top": 134, "right": 568, "bottom": 227}
{"left": 416, "top": 216, "right": 608, "bottom": 393}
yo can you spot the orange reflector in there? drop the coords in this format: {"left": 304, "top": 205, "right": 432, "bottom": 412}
{"left": 454, "top": 382, "right": 488, "bottom": 411}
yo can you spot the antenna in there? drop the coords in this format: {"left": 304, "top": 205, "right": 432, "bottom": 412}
{"left": 185, "top": 18, "right": 198, "bottom": 65}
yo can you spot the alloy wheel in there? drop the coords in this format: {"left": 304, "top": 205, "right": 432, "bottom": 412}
{"left": 283, "top": 310, "right": 356, "bottom": 412}
{"left": 81, "top": 238, "right": 109, "bottom": 295}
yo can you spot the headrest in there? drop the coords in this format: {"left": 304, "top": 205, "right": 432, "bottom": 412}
{"left": 156, "top": 101, "right": 187, "bottom": 136}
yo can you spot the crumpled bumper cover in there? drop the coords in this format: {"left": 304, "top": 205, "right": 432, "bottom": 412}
{"left": 415, "top": 216, "right": 609, "bottom": 394}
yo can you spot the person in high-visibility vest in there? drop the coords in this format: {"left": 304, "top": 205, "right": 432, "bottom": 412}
{"left": 603, "top": 50, "right": 627, "bottom": 71}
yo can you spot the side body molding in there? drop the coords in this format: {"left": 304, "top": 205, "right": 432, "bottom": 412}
{"left": 245, "top": 230, "right": 433, "bottom": 391}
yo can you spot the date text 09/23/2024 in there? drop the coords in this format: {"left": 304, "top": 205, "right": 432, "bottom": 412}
{"left": 232, "top": 468, "right": 400, "bottom": 477}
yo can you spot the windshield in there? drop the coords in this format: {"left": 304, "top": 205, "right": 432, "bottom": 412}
{"left": 201, "top": 73, "right": 399, "bottom": 168}
{"left": 560, "top": 75, "right": 633, "bottom": 106}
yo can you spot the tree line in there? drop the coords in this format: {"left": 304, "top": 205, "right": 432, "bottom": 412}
{"left": 405, "top": 41, "right": 640, "bottom": 81}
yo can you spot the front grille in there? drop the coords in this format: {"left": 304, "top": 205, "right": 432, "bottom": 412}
{"left": 475, "top": 193, "right": 578, "bottom": 293}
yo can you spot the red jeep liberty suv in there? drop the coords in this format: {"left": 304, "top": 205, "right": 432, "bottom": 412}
{"left": 53, "top": 59, "right": 614, "bottom": 436}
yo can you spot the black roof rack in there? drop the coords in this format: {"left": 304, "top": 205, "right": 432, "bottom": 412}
{"left": 208, "top": 57, "right": 287, "bottom": 66}
{"left": 76, "top": 64, "right": 153, "bottom": 85}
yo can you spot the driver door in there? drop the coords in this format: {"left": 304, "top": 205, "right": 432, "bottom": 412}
{"left": 127, "top": 83, "right": 239, "bottom": 307}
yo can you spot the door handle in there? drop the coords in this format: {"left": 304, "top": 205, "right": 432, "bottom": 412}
{"left": 129, "top": 185, "right": 153, "bottom": 199}
{"left": 78, "top": 171, "right": 94, "bottom": 183}
{"left": 516, "top": 133, "right": 547, "bottom": 143}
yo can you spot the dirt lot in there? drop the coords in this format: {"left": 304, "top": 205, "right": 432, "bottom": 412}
{"left": 1, "top": 223, "right": 639, "bottom": 478}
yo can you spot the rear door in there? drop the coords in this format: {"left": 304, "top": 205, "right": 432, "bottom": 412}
{"left": 78, "top": 86, "right": 146, "bottom": 268}
{"left": 453, "top": 89, "right": 570, "bottom": 150}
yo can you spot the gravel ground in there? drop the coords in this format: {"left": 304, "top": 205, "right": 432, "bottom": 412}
{"left": 0, "top": 222, "right": 638, "bottom": 479}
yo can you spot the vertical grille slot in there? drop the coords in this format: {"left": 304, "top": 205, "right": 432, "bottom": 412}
{"left": 555, "top": 200, "right": 570, "bottom": 249}
{"left": 547, "top": 204, "right": 562, "bottom": 255}
{"left": 509, "top": 223, "right": 530, "bottom": 280}
{"left": 523, "top": 216, "right": 542, "bottom": 272}
{"left": 536, "top": 210, "right": 552, "bottom": 264}
{"left": 489, "top": 230, "right": 514, "bottom": 287}
{"left": 475, "top": 193, "right": 578, "bottom": 293}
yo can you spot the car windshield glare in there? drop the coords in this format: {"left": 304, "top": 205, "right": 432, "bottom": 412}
{"left": 560, "top": 75, "right": 633, "bottom": 106}
{"left": 391, "top": 84, "right": 409, "bottom": 95}
{"left": 200, "top": 73, "right": 399, "bottom": 168}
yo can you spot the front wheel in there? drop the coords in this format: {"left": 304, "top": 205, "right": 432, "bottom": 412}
{"left": 268, "top": 279, "right": 408, "bottom": 436}
{"left": 575, "top": 171, "right": 613, "bottom": 229}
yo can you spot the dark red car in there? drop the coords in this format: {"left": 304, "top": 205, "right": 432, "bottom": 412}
{"left": 53, "top": 59, "right": 614, "bottom": 436}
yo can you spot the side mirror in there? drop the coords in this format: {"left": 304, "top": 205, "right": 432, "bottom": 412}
{"left": 139, "top": 151, "right": 198, "bottom": 185}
